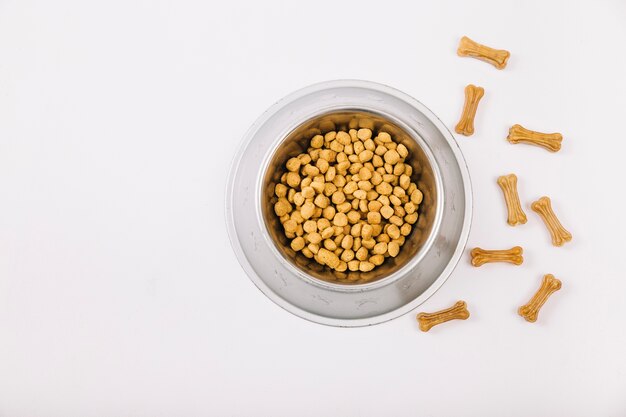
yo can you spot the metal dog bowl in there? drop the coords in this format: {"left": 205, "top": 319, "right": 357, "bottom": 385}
{"left": 226, "top": 80, "right": 472, "bottom": 327}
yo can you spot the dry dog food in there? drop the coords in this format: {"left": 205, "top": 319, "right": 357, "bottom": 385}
{"left": 455, "top": 84, "right": 484, "bottom": 136}
{"left": 416, "top": 300, "right": 470, "bottom": 332}
{"left": 470, "top": 246, "right": 524, "bottom": 267}
{"left": 497, "top": 174, "right": 527, "bottom": 226}
{"left": 274, "top": 128, "right": 423, "bottom": 272}
{"left": 531, "top": 196, "right": 572, "bottom": 246}
{"left": 457, "top": 36, "right": 510, "bottom": 69}
{"left": 519, "top": 274, "right": 562, "bottom": 322}
{"left": 507, "top": 124, "right": 563, "bottom": 152}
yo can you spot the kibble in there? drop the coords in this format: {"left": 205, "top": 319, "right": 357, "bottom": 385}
{"left": 359, "top": 261, "right": 375, "bottom": 272}
{"left": 290, "top": 236, "right": 305, "bottom": 251}
{"left": 380, "top": 205, "right": 394, "bottom": 219}
{"left": 272, "top": 126, "right": 424, "bottom": 276}
{"left": 388, "top": 241, "right": 400, "bottom": 257}
{"left": 321, "top": 227, "right": 334, "bottom": 239}
{"left": 387, "top": 224, "right": 401, "bottom": 240}
{"left": 370, "top": 254, "right": 385, "bottom": 266}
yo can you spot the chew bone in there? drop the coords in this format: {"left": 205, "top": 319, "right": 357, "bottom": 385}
{"left": 507, "top": 124, "right": 563, "bottom": 152}
{"left": 455, "top": 84, "right": 484, "bottom": 136}
{"left": 470, "top": 246, "right": 523, "bottom": 267}
{"left": 518, "top": 274, "right": 561, "bottom": 322}
{"left": 497, "top": 174, "right": 527, "bottom": 226}
{"left": 457, "top": 36, "right": 510, "bottom": 69}
{"left": 416, "top": 301, "right": 469, "bottom": 332}
{"left": 531, "top": 196, "right": 572, "bottom": 246}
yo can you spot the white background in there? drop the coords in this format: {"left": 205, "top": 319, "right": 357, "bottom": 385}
{"left": 1, "top": 0, "right": 625, "bottom": 416}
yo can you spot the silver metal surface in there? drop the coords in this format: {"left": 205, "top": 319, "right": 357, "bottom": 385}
{"left": 226, "top": 80, "right": 472, "bottom": 327}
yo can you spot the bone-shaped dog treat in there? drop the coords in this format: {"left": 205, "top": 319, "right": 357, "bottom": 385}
{"left": 416, "top": 301, "right": 469, "bottom": 332}
{"left": 518, "top": 274, "right": 561, "bottom": 322}
{"left": 457, "top": 36, "right": 510, "bottom": 69}
{"left": 507, "top": 124, "right": 563, "bottom": 152}
{"left": 455, "top": 84, "right": 484, "bottom": 136}
{"left": 497, "top": 174, "right": 527, "bottom": 226}
{"left": 531, "top": 196, "right": 572, "bottom": 246}
{"left": 470, "top": 246, "right": 523, "bottom": 267}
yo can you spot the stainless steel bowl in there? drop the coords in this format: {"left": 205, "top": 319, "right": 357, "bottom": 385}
{"left": 262, "top": 110, "right": 439, "bottom": 285}
{"left": 226, "top": 80, "right": 472, "bottom": 327}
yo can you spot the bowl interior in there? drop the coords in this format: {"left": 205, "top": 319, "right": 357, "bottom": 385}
{"left": 261, "top": 110, "right": 438, "bottom": 285}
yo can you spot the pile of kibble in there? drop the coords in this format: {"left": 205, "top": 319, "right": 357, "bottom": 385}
{"left": 272, "top": 128, "right": 423, "bottom": 273}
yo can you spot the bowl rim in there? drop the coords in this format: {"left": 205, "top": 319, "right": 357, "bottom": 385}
{"left": 225, "top": 79, "right": 473, "bottom": 326}
{"left": 255, "top": 108, "right": 445, "bottom": 291}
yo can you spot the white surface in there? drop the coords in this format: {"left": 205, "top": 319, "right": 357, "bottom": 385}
{"left": 0, "top": 0, "right": 624, "bottom": 415}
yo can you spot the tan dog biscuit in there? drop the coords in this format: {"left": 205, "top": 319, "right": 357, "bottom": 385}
{"left": 507, "top": 124, "right": 563, "bottom": 152}
{"left": 497, "top": 174, "right": 527, "bottom": 226}
{"left": 470, "top": 246, "right": 524, "bottom": 267}
{"left": 457, "top": 36, "right": 510, "bottom": 69}
{"left": 416, "top": 301, "right": 470, "bottom": 332}
{"left": 455, "top": 84, "right": 484, "bottom": 136}
{"left": 519, "top": 274, "right": 562, "bottom": 322}
{"left": 531, "top": 196, "right": 572, "bottom": 246}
